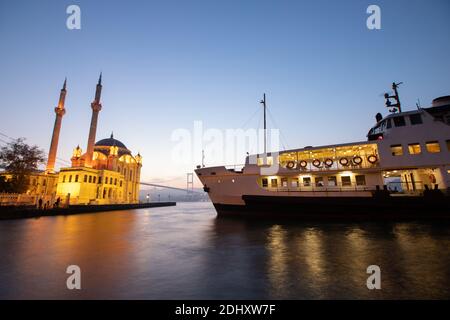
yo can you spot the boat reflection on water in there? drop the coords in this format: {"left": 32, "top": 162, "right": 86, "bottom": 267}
{"left": 0, "top": 203, "right": 449, "bottom": 299}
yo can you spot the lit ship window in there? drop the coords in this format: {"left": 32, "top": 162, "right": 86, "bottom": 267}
{"left": 270, "top": 178, "right": 278, "bottom": 188}
{"left": 408, "top": 143, "right": 421, "bottom": 155}
{"left": 426, "top": 141, "right": 441, "bottom": 153}
{"left": 356, "top": 175, "right": 366, "bottom": 186}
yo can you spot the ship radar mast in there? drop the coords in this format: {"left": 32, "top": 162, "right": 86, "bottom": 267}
{"left": 384, "top": 82, "right": 402, "bottom": 113}
{"left": 260, "top": 93, "right": 267, "bottom": 154}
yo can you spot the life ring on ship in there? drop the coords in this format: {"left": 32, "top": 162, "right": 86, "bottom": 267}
{"left": 324, "top": 158, "right": 333, "bottom": 167}
{"left": 299, "top": 160, "right": 308, "bottom": 168}
{"left": 339, "top": 157, "right": 349, "bottom": 166}
{"left": 352, "top": 156, "right": 363, "bottom": 165}
{"left": 367, "top": 155, "right": 378, "bottom": 164}
{"left": 286, "top": 161, "right": 296, "bottom": 169}
{"left": 312, "top": 159, "right": 321, "bottom": 168}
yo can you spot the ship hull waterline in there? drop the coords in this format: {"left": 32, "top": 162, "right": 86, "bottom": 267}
{"left": 212, "top": 195, "right": 450, "bottom": 220}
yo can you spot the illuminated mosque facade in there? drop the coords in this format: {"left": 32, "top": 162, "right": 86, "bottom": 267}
{"left": 29, "top": 75, "right": 142, "bottom": 205}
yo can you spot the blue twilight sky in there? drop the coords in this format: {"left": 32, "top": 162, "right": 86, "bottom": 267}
{"left": 0, "top": 0, "right": 449, "bottom": 187}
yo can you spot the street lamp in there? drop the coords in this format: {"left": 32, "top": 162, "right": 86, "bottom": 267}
{"left": 146, "top": 194, "right": 150, "bottom": 203}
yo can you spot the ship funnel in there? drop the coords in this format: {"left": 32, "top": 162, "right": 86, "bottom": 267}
{"left": 432, "top": 96, "right": 450, "bottom": 108}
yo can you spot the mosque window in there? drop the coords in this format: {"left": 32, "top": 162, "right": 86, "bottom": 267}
{"left": 69, "top": 175, "right": 72, "bottom": 183}
{"left": 114, "top": 178, "right": 117, "bottom": 185}
{"left": 62, "top": 175, "right": 66, "bottom": 183}
{"left": 120, "top": 180, "right": 123, "bottom": 187}
{"left": 43, "top": 179, "right": 46, "bottom": 186}
{"left": 98, "top": 177, "right": 102, "bottom": 184}
{"left": 103, "top": 189, "right": 107, "bottom": 199}
{"left": 88, "top": 176, "right": 92, "bottom": 183}
{"left": 93, "top": 176, "right": 96, "bottom": 184}
{"left": 84, "top": 175, "right": 87, "bottom": 183}
{"left": 110, "top": 177, "right": 113, "bottom": 184}
{"left": 75, "top": 175, "right": 79, "bottom": 182}
{"left": 130, "top": 170, "right": 133, "bottom": 180}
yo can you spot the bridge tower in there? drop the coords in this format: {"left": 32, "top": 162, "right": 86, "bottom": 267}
{"left": 186, "top": 173, "right": 194, "bottom": 201}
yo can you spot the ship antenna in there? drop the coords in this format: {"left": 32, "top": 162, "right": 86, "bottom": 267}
{"left": 260, "top": 93, "right": 267, "bottom": 154}
{"left": 416, "top": 98, "right": 421, "bottom": 110}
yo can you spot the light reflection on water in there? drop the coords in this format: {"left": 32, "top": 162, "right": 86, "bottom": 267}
{"left": 0, "top": 202, "right": 449, "bottom": 299}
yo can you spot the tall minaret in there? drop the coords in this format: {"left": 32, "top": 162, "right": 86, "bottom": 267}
{"left": 46, "top": 78, "right": 67, "bottom": 173}
{"left": 85, "top": 73, "right": 103, "bottom": 167}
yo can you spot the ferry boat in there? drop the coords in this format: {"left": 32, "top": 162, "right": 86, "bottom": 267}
{"left": 195, "top": 84, "right": 450, "bottom": 219}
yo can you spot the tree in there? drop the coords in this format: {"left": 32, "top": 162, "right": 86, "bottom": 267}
{"left": 0, "top": 138, "right": 45, "bottom": 193}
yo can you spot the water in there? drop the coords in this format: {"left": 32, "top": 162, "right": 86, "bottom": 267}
{"left": 0, "top": 202, "right": 449, "bottom": 299}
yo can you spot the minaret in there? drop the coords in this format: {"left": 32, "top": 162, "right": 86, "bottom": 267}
{"left": 46, "top": 78, "right": 67, "bottom": 173}
{"left": 85, "top": 73, "right": 103, "bottom": 167}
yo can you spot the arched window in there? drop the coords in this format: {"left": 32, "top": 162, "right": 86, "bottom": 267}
{"left": 69, "top": 175, "right": 72, "bottom": 183}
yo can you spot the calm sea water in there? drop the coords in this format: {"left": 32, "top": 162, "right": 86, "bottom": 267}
{"left": 0, "top": 202, "right": 449, "bottom": 299}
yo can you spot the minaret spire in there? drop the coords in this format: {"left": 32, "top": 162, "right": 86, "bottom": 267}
{"left": 85, "top": 74, "right": 103, "bottom": 167}
{"left": 46, "top": 78, "right": 67, "bottom": 173}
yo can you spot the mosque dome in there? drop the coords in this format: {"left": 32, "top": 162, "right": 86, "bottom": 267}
{"left": 94, "top": 133, "right": 131, "bottom": 156}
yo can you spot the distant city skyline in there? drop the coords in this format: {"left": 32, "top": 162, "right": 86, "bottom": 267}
{"left": 1, "top": 0, "right": 449, "bottom": 188}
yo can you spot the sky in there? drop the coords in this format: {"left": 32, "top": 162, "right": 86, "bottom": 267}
{"left": 0, "top": 0, "right": 449, "bottom": 188}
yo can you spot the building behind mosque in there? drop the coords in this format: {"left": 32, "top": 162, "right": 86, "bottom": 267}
{"left": 12, "top": 75, "right": 142, "bottom": 206}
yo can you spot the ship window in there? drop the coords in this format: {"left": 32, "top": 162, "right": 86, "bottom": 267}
{"left": 291, "top": 178, "right": 299, "bottom": 188}
{"left": 75, "top": 175, "right": 79, "bottom": 182}
{"left": 409, "top": 114, "right": 422, "bottom": 125}
{"left": 355, "top": 175, "right": 366, "bottom": 186}
{"left": 315, "top": 177, "right": 324, "bottom": 187}
{"left": 447, "top": 140, "right": 450, "bottom": 151}
{"left": 341, "top": 176, "right": 351, "bottom": 186}
{"left": 390, "top": 145, "right": 403, "bottom": 156}
{"left": 257, "top": 158, "right": 264, "bottom": 166}
{"left": 328, "top": 176, "right": 337, "bottom": 186}
{"left": 393, "top": 116, "right": 406, "bottom": 127}
{"left": 302, "top": 177, "right": 311, "bottom": 187}
{"left": 408, "top": 143, "right": 421, "bottom": 155}
{"left": 270, "top": 178, "right": 278, "bottom": 188}
{"left": 426, "top": 141, "right": 440, "bottom": 153}
{"left": 386, "top": 119, "right": 392, "bottom": 129}
{"left": 281, "top": 177, "right": 288, "bottom": 187}
{"left": 260, "top": 178, "right": 266, "bottom": 187}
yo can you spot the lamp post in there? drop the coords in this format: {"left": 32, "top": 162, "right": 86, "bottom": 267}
{"left": 146, "top": 194, "right": 150, "bottom": 203}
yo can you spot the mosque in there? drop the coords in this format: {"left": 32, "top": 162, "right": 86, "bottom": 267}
{"left": 24, "top": 75, "right": 142, "bottom": 205}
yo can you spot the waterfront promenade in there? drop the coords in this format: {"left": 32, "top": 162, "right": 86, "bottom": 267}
{"left": 0, "top": 202, "right": 176, "bottom": 220}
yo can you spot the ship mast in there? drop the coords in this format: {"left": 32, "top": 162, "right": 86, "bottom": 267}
{"left": 260, "top": 93, "right": 267, "bottom": 154}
